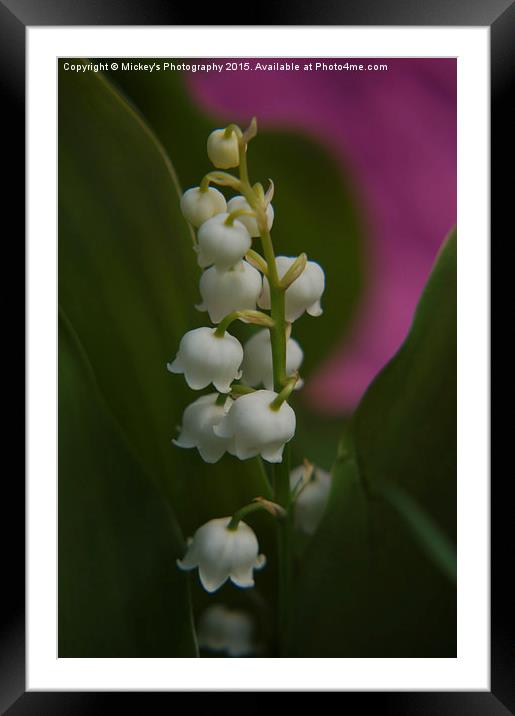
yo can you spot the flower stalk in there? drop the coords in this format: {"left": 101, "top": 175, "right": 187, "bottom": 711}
{"left": 227, "top": 496, "right": 285, "bottom": 531}
{"left": 214, "top": 309, "right": 275, "bottom": 337}
{"left": 224, "top": 120, "right": 296, "bottom": 650}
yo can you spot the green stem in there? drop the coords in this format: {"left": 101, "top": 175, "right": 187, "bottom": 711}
{"left": 273, "top": 444, "right": 292, "bottom": 650}
{"left": 214, "top": 311, "right": 241, "bottom": 336}
{"left": 270, "top": 376, "right": 297, "bottom": 411}
{"left": 238, "top": 135, "right": 250, "bottom": 186}
{"left": 214, "top": 309, "right": 274, "bottom": 337}
{"left": 246, "top": 249, "right": 269, "bottom": 275}
{"left": 227, "top": 501, "right": 266, "bottom": 530}
{"left": 233, "top": 143, "right": 292, "bottom": 653}
{"left": 253, "top": 456, "right": 273, "bottom": 499}
{"left": 259, "top": 230, "right": 291, "bottom": 653}
{"left": 224, "top": 208, "right": 256, "bottom": 226}
{"left": 202, "top": 171, "right": 241, "bottom": 192}
{"left": 229, "top": 384, "right": 256, "bottom": 396}
{"left": 260, "top": 227, "right": 287, "bottom": 390}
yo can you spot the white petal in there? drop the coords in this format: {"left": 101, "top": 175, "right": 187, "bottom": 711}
{"left": 197, "top": 214, "right": 251, "bottom": 270}
{"left": 197, "top": 248, "right": 211, "bottom": 269}
{"left": 292, "top": 467, "right": 332, "bottom": 535}
{"left": 176, "top": 538, "right": 199, "bottom": 570}
{"left": 176, "top": 557, "right": 197, "bottom": 571}
{"left": 198, "top": 564, "right": 229, "bottom": 593}
{"left": 171, "top": 327, "right": 243, "bottom": 392}
{"left": 241, "top": 330, "right": 273, "bottom": 388}
{"left": 183, "top": 370, "right": 210, "bottom": 391}
{"left": 227, "top": 196, "right": 274, "bottom": 238}
{"left": 167, "top": 358, "right": 183, "bottom": 373}
{"left": 176, "top": 396, "right": 233, "bottom": 463}
{"left": 180, "top": 186, "right": 227, "bottom": 228}
{"left": 242, "top": 332, "right": 303, "bottom": 391}
{"left": 213, "top": 416, "right": 234, "bottom": 439}
{"left": 212, "top": 378, "right": 233, "bottom": 394}
{"left": 207, "top": 129, "right": 239, "bottom": 169}
{"left": 172, "top": 434, "right": 196, "bottom": 449}
{"left": 222, "top": 390, "right": 296, "bottom": 461}
{"left": 196, "top": 442, "right": 227, "bottom": 463}
{"left": 230, "top": 568, "right": 255, "bottom": 589}
{"left": 232, "top": 441, "right": 259, "bottom": 461}
{"left": 179, "top": 518, "right": 264, "bottom": 594}
{"left": 260, "top": 443, "right": 285, "bottom": 463}
{"left": 198, "top": 261, "right": 262, "bottom": 324}
{"left": 261, "top": 256, "right": 325, "bottom": 321}
{"left": 254, "top": 554, "right": 267, "bottom": 570}
{"left": 307, "top": 300, "right": 323, "bottom": 317}
{"left": 197, "top": 605, "right": 255, "bottom": 656}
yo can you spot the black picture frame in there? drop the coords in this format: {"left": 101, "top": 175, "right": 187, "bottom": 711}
{"left": 4, "top": 0, "right": 508, "bottom": 711}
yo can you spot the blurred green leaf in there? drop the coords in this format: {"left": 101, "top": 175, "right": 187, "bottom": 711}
{"left": 105, "top": 62, "right": 365, "bottom": 378}
{"left": 288, "top": 230, "right": 457, "bottom": 656}
{"left": 291, "top": 412, "right": 346, "bottom": 472}
{"left": 58, "top": 312, "right": 197, "bottom": 656}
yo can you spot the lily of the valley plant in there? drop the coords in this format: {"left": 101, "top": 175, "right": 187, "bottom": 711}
{"left": 169, "top": 119, "right": 330, "bottom": 649}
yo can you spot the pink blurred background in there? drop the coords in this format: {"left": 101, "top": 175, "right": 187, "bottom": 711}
{"left": 187, "top": 59, "right": 456, "bottom": 413}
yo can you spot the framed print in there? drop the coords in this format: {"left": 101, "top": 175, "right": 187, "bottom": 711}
{"left": 3, "top": 0, "right": 509, "bottom": 710}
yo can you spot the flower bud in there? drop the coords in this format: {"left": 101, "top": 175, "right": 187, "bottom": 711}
{"left": 290, "top": 464, "right": 331, "bottom": 535}
{"left": 214, "top": 389, "right": 296, "bottom": 463}
{"left": 259, "top": 256, "right": 325, "bottom": 321}
{"left": 167, "top": 327, "right": 243, "bottom": 393}
{"left": 197, "top": 214, "right": 252, "bottom": 270}
{"left": 227, "top": 195, "right": 274, "bottom": 238}
{"left": 180, "top": 186, "right": 227, "bottom": 228}
{"left": 197, "top": 605, "right": 255, "bottom": 657}
{"left": 241, "top": 329, "right": 304, "bottom": 391}
{"left": 197, "top": 261, "right": 262, "bottom": 324}
{"left": 177, "top": 517, "right": 266, "bottom": 593}
{"left": 173, "top": 394, "right": 233, "bottom": 463}
{"left": 207, "top": 128, "right": 240, "bottom": 169}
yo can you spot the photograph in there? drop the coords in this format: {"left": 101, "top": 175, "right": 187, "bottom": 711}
{"left": 57, "top": 55, "right": 457, "bottom": 659}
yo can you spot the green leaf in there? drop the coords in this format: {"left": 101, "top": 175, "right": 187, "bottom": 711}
{"left": 291, "top": 412, "right": 346, "bottom": 472}
{"left": 288, "top": 230, "right": 457, "bottom": 656}
{"left": 58, "top": 312, "right": 197, "bottom": 656}
{"left": 104, "top": 63, "right": 365, "bottom": 379}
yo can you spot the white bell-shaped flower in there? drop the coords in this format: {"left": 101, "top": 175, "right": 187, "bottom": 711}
{"left": 227, "top": 195, "right": 274, "bottom": 238}
{"left": 214, "top": 389, "right": 296, "bottom": 463}
{"left": 241, "top": 329, "right": 304, "bottom": 391}
{"left": 207, "top": 128, "right": 240, "bottom": 169}
{"left": 197, "top": 261, "right": 262, "bottom": 324}
{"left": 173, "top": 394, "right": 233, "bottom": 463}
{"left": 167, "top": 327, "right": 243, "bottom": 393}
{"left": 180, "top": 186, "right": 227, "bottom": 228}
{"left": 290, "top": 464, "right": 332, "bottom": 535}
{"left": 259, "top": 256, "right": 325, "bottom": 321}
{"left": 177, "top": 517, "right": 266, "bottom": 593}
{"left": 196, "top": 214, "right": 252, "bottom": 270}
{"left": 197, "top": 604, "right": 254, "bottom": 657}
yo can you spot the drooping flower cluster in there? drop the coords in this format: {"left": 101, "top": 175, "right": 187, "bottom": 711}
{"left": 169, "top": 121, "right": 326, "bottom": 595}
